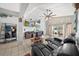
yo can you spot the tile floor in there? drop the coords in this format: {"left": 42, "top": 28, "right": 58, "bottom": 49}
{"left": 0, "top": 35, "right": 48, "bottom": 56}
{"left": 0, "top": 39, "right": 31, "bottom": 56}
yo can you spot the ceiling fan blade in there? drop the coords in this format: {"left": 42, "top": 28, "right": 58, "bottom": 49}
{"left": 46, "top": 9, "right": 49, "bottom": 12}
{"left": 49, "top": 10, "right": 51, "bottom": 12}
{"left": 49, "top": 12, "right": 53, "bottom": 15}
{"left": 43, "top": 13, "right": 47, "bottom": 16}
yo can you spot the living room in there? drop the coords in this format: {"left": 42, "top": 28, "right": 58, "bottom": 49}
{"left": 0, "top": 3, "right": 79, "bottom": 56}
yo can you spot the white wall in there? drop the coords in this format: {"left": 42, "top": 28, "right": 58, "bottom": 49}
{"left": 0, "top": 17, "right": 18, "bottom": 24}
{"left": 76, "top": 9, "right": 79, "bottom": 36}
{"left": 40, "top": 18, "right": 46, "bottom": 35}
{"left": 17, "top": 18, "right": 24, "bottom": 44}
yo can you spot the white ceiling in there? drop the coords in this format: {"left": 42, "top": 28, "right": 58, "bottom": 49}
{"left": 0, "top": 3, "right": 20, "bottom": 12}
{"left": 0, "top": 3, "right": 75, "bottom": 18}
{"left": 0, "top": 3, "right": 29, "bottom": 16}
{"left": 24, "top": 3, "right": 75, "bottom": 20}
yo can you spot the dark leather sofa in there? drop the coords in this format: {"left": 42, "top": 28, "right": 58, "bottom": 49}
{"left": 31, "top": 44, "right": 53, "bottom": 56}
{"left": 31, "top": 38, "right": 79, "bottom": 56}
{"left": 57, "top": 38, "right": 79, "bottom": 56}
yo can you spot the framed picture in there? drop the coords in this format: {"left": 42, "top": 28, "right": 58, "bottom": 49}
{"left": 19, "top": 18, "right": 22, "bottom": 22}
{"left": 24, "top": 20, "right": 29, "bottom": 27}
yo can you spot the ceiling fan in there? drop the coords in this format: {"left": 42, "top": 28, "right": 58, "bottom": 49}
{"left": 41, "top": 9, "right": 56, "bottom": 21}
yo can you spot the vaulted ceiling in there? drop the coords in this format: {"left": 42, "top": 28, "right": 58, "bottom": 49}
{"left": 0, "top": 3, "right": 75, "bottom": 19}
{"left": 24, "top": 3, "right": 75, "bottom": 20}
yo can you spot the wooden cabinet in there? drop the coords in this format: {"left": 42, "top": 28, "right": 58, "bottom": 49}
{"left": 24, "top": 31, "right": 43, "bottom": 39}
{"left": 24, "top": 32, "right": 34, "bottom": 39}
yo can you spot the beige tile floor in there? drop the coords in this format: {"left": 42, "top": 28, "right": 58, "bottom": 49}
{"left": 0, "top": 35, "right": 48, "bottom": 56}
{"left": 0, "top": 39, "right": 31, "bottom": 56}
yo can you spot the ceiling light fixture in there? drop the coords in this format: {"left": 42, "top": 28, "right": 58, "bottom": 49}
{"left": 41, "top": 9, "right": 56, "bottom": 21}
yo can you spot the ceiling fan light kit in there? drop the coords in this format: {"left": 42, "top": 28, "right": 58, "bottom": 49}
{"left": 41, "top": 9, "right": 56, "bottom": 21}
